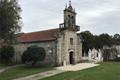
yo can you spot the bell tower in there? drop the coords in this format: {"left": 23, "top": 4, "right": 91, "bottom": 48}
{"left": 59, "top": 0, "right": 80, "bottom": 31}
{"left": 57, "top": 0, "right": 82, "bottom": 66}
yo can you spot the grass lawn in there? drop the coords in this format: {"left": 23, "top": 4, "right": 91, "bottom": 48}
{"left": 40, "top": 62, "right": 120, "bottom": 80}
{"left": 0, "top": 64, "right": 11, "bottom": 69}
{"left": 0, "top": 65, "right": 53, "bottom": 80}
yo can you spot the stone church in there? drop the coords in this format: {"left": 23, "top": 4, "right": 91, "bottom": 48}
{"left": 15, "top": 1, "right": 82, "bottom": 66}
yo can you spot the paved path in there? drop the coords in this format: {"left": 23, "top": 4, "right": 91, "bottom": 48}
{"left": 0, "top": 65, "right": 23, "bottom": 74}
{"left": 56, "top": 63, "right": 99, "bottom": 71}
{"left": 14, "top": 69, "right": 65, "bottom": 80}
{"left": 14, "top": 63, "right": 99, "bottom": 80}
{"left": 0, "top": 68, "right": 6, "bottom": 73}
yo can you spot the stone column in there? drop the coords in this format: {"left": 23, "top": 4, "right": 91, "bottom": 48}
{"left": 88, "top": 49, "right": 92, "bottom": 61}
{"left": 98, "top": 49, "right": 103, "bottom": 62}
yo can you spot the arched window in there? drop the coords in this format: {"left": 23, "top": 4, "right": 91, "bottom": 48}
{"left": 72, "top": 16, "right": 74, "bottom": 27}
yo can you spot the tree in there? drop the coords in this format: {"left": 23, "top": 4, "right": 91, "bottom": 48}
{"left": 113, "top": 34, "right": 120, "bottom": 45}
{"left": 97, "top": 33, "right": 113, "bottom": 48}
{"left": 0, "top": 46, "right": 15, "bottom": 63}
{"left": 0, "top": 0, "right": 21, "bottom": 44}
{"left": 22, "top": 46, "right": 46, "bottom": 65}
{"left": 80, "top": 31, "right": 120, "bottom": 55}
{"left": 80, "top": 31, "right": 95, "bottom": 54}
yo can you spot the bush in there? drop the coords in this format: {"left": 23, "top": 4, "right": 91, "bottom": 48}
{"left": 0, "top": 46, "right": 15, "bottom": 63}
{"left": 22, "top": 46, "right": 46, "bottom": 65}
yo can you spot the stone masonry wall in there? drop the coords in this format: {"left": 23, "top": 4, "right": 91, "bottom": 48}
{"left": 14, "top": 41, "right": 57, "bottom": 66}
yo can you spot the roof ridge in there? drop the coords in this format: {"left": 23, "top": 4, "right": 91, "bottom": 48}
{"left": 24, "top": 28, "right": 59, "bottom": 34}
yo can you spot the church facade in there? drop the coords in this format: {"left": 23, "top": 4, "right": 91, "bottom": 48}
{"left": 15, "top": 1, "right": 82, "bottom": 66}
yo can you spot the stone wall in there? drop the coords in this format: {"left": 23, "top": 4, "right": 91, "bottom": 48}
{"left": 14, "top": 41, "right": 57, "bottom": 66}
{"left": 77, "top": 34, "right": 82, "bottom": 63}
{"left": 103, "top": 46, "right": 120, "bottom": 61}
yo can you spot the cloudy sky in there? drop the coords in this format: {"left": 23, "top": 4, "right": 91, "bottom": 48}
{"left": 19, "top": 0, "right": 120, "bottom": 35}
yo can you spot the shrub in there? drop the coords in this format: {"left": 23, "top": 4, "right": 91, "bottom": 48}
{"left": 0, "top": 46, "right": 15, "bottom": 63}
{"left": 22, "top": 46, "right": 46, "bottom": 65}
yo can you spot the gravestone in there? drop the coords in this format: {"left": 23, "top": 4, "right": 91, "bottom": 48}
{"left": 98, "top": 49, "right": 103, "bottom": 61}
{"left": 88, "top": 49, "right": 92, "bottom": 61}
{"left": 88, "top": 48, "right": 103, "bottom": 62}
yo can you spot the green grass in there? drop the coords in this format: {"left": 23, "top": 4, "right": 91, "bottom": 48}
{"left": 40, "top": 62, "right": 120, "bottom": 80}
{"left": 0, "top": 64, "right": 11, "bottom": 69}
{"left": 0, "top": 66, "right": 53, "bottom": 80}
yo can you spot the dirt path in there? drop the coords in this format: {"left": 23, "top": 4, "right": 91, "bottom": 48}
{"left": 14, "top": 69, "right": 65, "bottom": 80}
{"left": 0, "top": 65, "right": 24, "bottom": 74}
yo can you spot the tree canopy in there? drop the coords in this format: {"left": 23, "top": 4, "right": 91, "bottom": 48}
{"left": 80, "top": 31, "right": 120, "bottom": 54}
{"left": 80, "top": 31, "right": 95, "bottom": 53}
{"left": 0, "top": 46, "right": 15, "bottom": 63}
{"left": 22, "top": 46, "right": 46, "bottom": 65}
{"left": 0, "top": 0, "right": 21, "bottom": 44}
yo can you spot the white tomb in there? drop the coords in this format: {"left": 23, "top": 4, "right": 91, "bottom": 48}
{"left": 88, "top": 48, "right": 103, "bottom": 62}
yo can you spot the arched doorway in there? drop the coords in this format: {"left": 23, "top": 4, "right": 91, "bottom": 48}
{"left": 69, "top": 52, "right": 74, "bottom": 64}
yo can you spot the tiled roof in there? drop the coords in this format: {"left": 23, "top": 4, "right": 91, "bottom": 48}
{"left": 17, "top": 28, "right": 59, "bottom": 43}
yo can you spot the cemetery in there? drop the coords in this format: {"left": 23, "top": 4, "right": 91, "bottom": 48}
{"left": 0, "top": 0, "right": 120, "bottom": 80}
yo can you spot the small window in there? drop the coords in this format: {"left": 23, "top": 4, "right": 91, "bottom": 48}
{"left": 70, "top": 38, "right": 73, "bottom": 45}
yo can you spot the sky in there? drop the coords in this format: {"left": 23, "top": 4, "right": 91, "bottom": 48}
{"left": 19, "top": 0, "right": 120, "bottom": 35}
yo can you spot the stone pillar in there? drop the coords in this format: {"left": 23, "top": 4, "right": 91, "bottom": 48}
{"left": 63, "top": 60, "right": 67, "bottom": 66}
{"left": 88, "top": 49, "right": 92, "bottom": 61}
{"left": 98, "top": 49, "right": 103, "bottom": 62}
